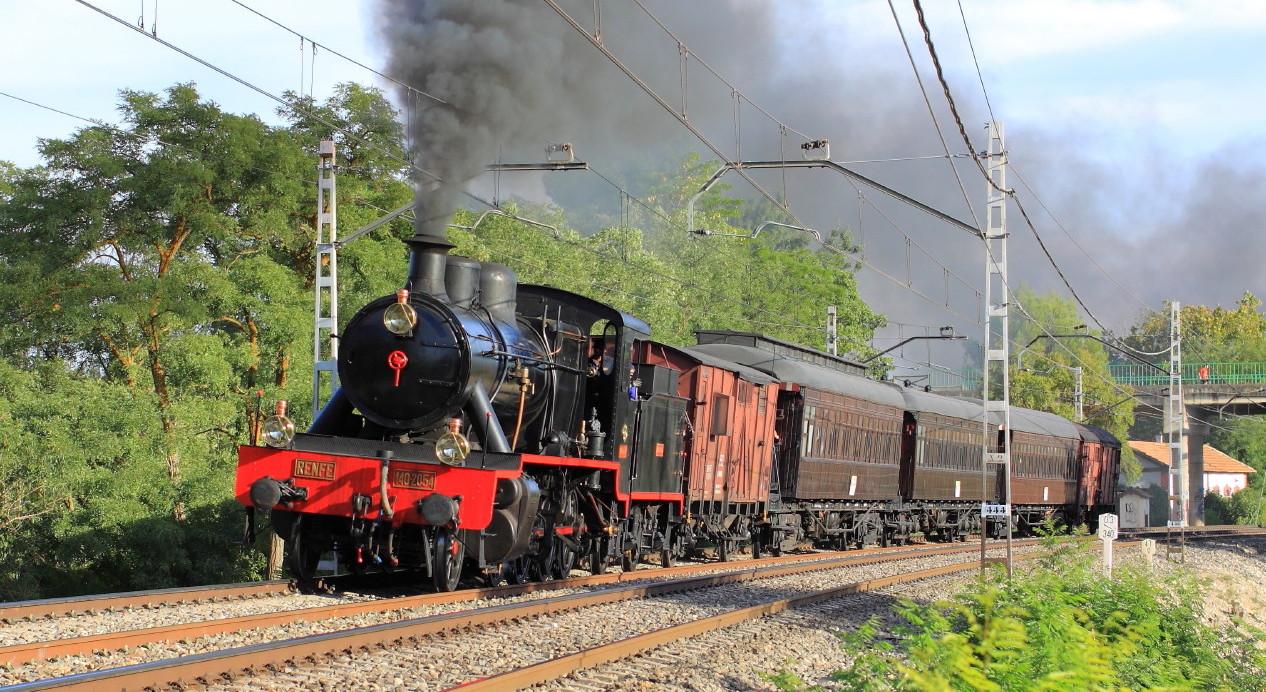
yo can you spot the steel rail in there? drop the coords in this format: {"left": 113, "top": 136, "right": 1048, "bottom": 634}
{"left": 454, "top": 558, "right": 1024, "bottom": 691}
{"left": 459, "top": 532, "right": 1266, "bottom": 690}
{"left": 9, "top": 540, "right": 1033, "bottom": 690}
{"left": 0, "top": 581, "right": 292, "bottom": 622}
{"left": 1, "top": 540, "right": 1019, "bottom": 668}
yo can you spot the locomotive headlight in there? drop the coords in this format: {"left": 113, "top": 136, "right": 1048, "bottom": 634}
{"left": 435, "top": 418, "right": 470, "bottom": 465}
{"left": 383, "top": 289, "right": 417, "bottom": 336}
{"left": 262, "top": 400, "right": 296, "bottom": 448}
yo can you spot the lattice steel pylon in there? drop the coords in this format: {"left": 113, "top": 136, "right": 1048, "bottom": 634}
{"left": 1167, "top": 300, "right": 1187, "bottom": 558}
{"left": 312, "top": 140, "right": 339, "bottom": 415}
{"left": 980, "top": 121, "right": 1013, "bottom": 577}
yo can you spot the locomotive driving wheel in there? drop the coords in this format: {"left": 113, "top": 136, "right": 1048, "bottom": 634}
{"left": 553, "top": 488, "right": 582, "bottom": 578}
{"left": 501, "top": 555, "right": 530, "bottom": 585}
{"left": 432, "top": 529, "right": 463, "bottom": 592}
{"left": 621, "top": 507, "right": 646, "bottom": 572}
{"left": 587, "top": 535, "right": 609, "bottom": 576}
{"left": 287, "top": 515, "right": 323, "bottom": 582}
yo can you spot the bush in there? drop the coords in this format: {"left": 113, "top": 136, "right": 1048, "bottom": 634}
{"left": 1205, "top": 490, "right": 1264, "bottom": 526}
{"left": 772, "top": 535, "right": 1266, "bottom": 690}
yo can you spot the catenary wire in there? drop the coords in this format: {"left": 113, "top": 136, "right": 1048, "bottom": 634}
{"left": 80, "top": 0, "right": 983, "bottom": 346}
{"left": 885, "top": 0, "right": 981, "bottom": 229}
{"left": 225, "top": 0, "right": 445, "bottom": 105}
{"left": 954, "top": 0, "right": 997, "bottom": 129}
{"left": 910, "top": 0, "right": 1129, "bottom": 341}
{"left": 1009, "top": 164, "right": 1154, "bottom": 315}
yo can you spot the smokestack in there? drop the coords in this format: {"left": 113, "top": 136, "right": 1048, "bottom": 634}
{"left": 405, "top": 201, "right": 454, "bottom": 301}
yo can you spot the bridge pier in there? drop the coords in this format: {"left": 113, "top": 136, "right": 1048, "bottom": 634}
{"left": 1186, "top": 407, "right": 1209, "bottom": 526}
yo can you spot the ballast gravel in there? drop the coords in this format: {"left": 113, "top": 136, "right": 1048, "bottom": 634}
{"left": 0, "top": 591, "right": 382, "bottom": 648}
{"left": 550, "top": 536, "right": 1266, "bottom": 691}
{"left": 0, "top": 544, "right": 956, "bottom": 685}
{"left": 204, "top": 546, "right": 1040, "bottom": 691}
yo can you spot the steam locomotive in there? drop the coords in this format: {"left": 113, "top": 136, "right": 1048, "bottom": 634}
{"left": 236, "top": 225, "right": 1119, "bottom": 590}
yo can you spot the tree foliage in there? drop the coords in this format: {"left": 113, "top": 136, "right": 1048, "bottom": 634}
{"left": 1008, "top": 287, "right": 1137, "bottom": 479}
{"left": 1125, "top": 293, "right": 1266, "bottom": 362}
{"left": 0, "top": 85, "right": 880, "bottom": 599}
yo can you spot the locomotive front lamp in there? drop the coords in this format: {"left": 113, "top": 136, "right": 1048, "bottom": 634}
{"left": 262, "top": 400, "right": 296, "bottom": 448}
{"left": 383, "top": 289, "right": 418, "bottom": 336}
{"left": 436, "top": 418, "right": 471, "bottom": 465}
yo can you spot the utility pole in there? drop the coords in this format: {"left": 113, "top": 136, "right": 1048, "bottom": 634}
{"left": 1073, "top": 367, "right": 1084, "bottom": 422}
{"left": 980, "top": 121, "right": 1013, "bottom": 577}
{"left": 313, "top": 140, "right": 339, "bottom": 416}
{"left": 826, "top": 305, "right": 838, "bottom": 356}
{"left": 1167, "top": 300, "right": 1188, "bottom": 558}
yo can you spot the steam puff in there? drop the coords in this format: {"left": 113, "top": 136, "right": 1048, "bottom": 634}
{"left": 379, "top": 0, "right": 618, "bottom": 237}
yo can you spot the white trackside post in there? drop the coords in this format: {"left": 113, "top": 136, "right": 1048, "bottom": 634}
{"left": 1098, "top": 513, "right": 1119, "bottom": 574}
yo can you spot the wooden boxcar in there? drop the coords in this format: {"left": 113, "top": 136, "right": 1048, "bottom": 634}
{"left": 1074, "top": 423, "right": 1121, "bottom": 526}
{"left": 690, "top": 342, "right": 905, "bottom": 502}
{"left": 634, "top": 342, "right": 780, "bottom": 557}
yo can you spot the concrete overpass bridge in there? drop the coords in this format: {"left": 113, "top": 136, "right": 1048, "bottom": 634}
{"left": 1111, "top": 362, "right": 1266, "bottom": 523}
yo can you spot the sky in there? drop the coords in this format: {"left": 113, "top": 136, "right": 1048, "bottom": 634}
{"left": 3, "top": 0, "right": 1266, "bottom": 373}
{"left": 4, "top": 2, "right": 1262, "bottom": 167}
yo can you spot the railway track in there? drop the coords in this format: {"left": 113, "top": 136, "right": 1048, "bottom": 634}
{"left": 9, "top": 526, "right": 1263, "bottom": 690}
{"left": 5, "top": 539, "right": 1036, "bottom": 690}
{"left": 0, "top": 581, "right": 293, "bottom": 622}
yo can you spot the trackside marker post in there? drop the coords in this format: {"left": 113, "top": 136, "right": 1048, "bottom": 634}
{"left": 1098, "top": 513, "right": 1118, "bottom": 574}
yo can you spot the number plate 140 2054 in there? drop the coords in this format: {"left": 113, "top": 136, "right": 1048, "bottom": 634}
{"left": 391, "top": 467, "right": 437, "bottom": 491}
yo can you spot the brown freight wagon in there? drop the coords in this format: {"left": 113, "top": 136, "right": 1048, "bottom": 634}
{"left": 635, "top": 342, "right": 779, "bottom": 511}
{"left": 1074, "top": 423, "right": 1121, "bottom": 527}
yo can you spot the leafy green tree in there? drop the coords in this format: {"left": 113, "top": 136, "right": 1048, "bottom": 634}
{"left": 1009, "top": 287, "right": 1137, "bottom": 478}
{"left": 0, "top": 83, "right": 412, "bottom": 598}
{"left": 0, "top": 84, "right": 883, "bottom": 599}
{"left": 1125, "top": 293, "right": 1266, "bottom": 362}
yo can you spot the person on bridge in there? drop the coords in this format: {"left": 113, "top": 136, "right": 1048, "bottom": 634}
{"left": 1198, "top": 364, "right": 1210, "bottom": 384}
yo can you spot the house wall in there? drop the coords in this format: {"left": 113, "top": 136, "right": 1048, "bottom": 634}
{"left": 1204, "top": 472, "right": 1249, "bottom": 496}
{"left": 1119, "top": 491, "right": 1150, "bottom": 529}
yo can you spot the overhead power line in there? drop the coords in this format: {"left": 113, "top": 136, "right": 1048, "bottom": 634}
{"left": 545, "top": 0, "right": 983, "bottom": 330}
{"left": 542, "top": 0, "right": 799, "bottom": 225}
{"left": 909, "top": 0, "right": 1126, "bottom": 340}
{"left": 225, "top": 0, "right": 445, "bottom": 105}
{"left": 79, "top": 0, "right": 981, "bottom": 342}
{"left": 885, "top": 0, "right": 980, "bottom": 229}
{"left": 1009, "top": 164, "right": 1154, "bottom": 314}
{"left": 954, "top": 0, "right": 997, "bottom": 129}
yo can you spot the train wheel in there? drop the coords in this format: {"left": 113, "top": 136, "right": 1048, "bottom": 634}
{"left": 502, "top": 556, "right": 529, "bottom": 585}
{"left": 660, "top": 525, "right": 675, "bottom": 568}
{"left": 432, "top": 530, "right": 462, "bottom": 592}
{"left": 287, "top": 516, "right": 322, "bottom": 581}
{"left": 554, "top": 539, "right": 578, "bottom": 579}
{"left": 588, "top": 537, "right": 607, "bottom": 576}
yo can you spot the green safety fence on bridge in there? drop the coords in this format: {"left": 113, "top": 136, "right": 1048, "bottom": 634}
{"left": 1108, "top": 362, "right": 1266, "bottom": 386}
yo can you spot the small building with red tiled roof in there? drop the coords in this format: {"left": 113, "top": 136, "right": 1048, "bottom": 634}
{"left": 1128, "top": 440, "right": 1257, "bottom": 498}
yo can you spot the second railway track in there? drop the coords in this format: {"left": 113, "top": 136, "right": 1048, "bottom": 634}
{"left": 4, "top": 539, "right": 1036, "bottom": 690}
{"left": 8, "top": 527, "right": 1260, "bottom": 690}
